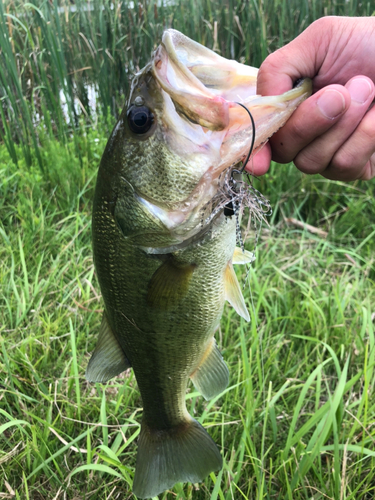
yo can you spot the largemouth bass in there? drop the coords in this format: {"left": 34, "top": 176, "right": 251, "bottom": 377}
{"left": 87, "top": 29, "right": 311, "bottom": 498}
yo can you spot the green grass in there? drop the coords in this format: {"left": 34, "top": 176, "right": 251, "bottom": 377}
{"left": 1, "top": 2, "right": 375, "bottom": 497}
{"left": 1, "top": 129, "right": 374, "bottom": 499}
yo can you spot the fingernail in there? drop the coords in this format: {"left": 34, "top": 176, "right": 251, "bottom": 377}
{"left": 346, "top": 78, "right": 373, "bottom": 104}
{"left": 317, "top": 89, "right": 346, "bottom": 119}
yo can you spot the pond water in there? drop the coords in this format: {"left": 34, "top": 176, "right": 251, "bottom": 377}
{"left": 59, "top": 84, "right": 99, "bottom": 123}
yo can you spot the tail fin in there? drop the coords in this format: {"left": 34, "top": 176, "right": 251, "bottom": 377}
{"left": 132, "top": 418, "right": 222, "bottom": 498}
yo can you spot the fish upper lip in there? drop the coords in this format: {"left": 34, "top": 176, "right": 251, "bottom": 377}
{"left": 151, "top": 29, "right": 312, "bottom": 175}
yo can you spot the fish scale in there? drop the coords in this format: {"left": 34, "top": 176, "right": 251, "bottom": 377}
{"left": 87, "top": 29, "right": 311, "bottom": 498}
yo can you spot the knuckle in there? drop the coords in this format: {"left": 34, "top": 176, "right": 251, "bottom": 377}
{"left": 362, "top": 153, "right": 375, "bottom": 180}
{"left": 359, "top": 117, "right": 375, "bottom": 143}
{"left": 257, "top": 53, "right": 284, "bottom": 85}
{"left": 331, "top": 149, "right": 356, "bottom": 172}
{"left": 305, "top": 17, "right": 333, "bottom": 48}
{"left": 288, "top": 117, "right": 310, "bottom": 143}
{"left": 331, "top": 114, "right": 375, "bottom": 177}
{"left": 258, "top": 54, "right": 276, "bottom": 74}
{"left": 272, "top": 113, "right": 322, "bottom": 166}
{"left": 294, "top": 148, "right": 324, "bottom": 174}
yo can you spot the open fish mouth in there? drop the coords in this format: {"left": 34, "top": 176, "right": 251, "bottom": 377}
{"left": 126, "top": 30, "right": 311, "bottom": 246}
{"left": 153, "top": 30, "right": 258, "bottom": 130}
{"left": 152, "top": 29, "right": 311, "bottom": 173}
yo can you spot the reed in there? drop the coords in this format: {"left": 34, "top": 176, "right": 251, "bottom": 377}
{"left": 0, "top": 0, "right": 372, "bottom": 171}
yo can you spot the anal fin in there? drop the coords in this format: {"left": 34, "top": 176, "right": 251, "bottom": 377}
{"left": 224, "top": 262, "right": 250, "bottom": 321}
{"left": 86, "top": 312, "right": 131, "bottom": 383}
{"left": 190, "top": 339, "right": 229, "bottom": 400}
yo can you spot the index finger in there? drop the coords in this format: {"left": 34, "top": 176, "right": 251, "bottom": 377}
{"left": 256, "top": 18, "right": 333, "bottom": 96}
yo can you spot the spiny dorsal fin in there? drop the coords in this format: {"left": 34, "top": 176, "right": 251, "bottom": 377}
{"left": 224, "top": 263, "right": 250, "bottom": 321}
{"left": 232, "top": 247, "right": 255, "bottom": 265}
{"left": 190, "top": 339, "right": 229, "bottom": 400}
{"left": 85, "top": 312, "right": 131, "bottom": 383}
{"left": 147, "top": 257, "right": 196, "bottom": 309}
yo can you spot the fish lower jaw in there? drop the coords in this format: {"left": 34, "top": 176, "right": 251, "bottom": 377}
{"left": 139, "top": 210, "right": 226, "bottom": 255}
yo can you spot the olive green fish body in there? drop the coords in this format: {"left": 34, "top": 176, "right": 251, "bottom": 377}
{"left": 93, "top": 159, "right": 236, "bottom": 426}
{"left": 87, "top": 29, "right": 312, "bottom": 498}
{"left": 91, "top": 135, "right": 236, "bottom": 496}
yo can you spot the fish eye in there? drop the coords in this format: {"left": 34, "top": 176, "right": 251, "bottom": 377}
{"left": 127, "top": 105, "right": 154, "bottom": 134}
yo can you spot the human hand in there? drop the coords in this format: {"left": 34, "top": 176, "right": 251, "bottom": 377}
{"left": 249, "top": 16, "right": 375, "bottom": 180}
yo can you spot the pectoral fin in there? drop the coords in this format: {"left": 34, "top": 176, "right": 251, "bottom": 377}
{"left": 86, "top": 313, "right": 131, "bottom": 383}
{"left": 224, "top": 263, "right": 250, "bottom": 321}
{"left": 232, "top": 247, "right": 255, "bottom": 265}
{"left": 190, "top": 339, "right": 229, "bottom": 400}
{"left": 147, "top": 257, "right": 196, "bottom": 309}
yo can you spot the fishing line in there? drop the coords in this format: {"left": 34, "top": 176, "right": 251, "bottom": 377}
{"left": 224, "top": 102, "right": 256, "bottom": 252}
{"left": 234, "top": 103, "right": 266, "bottom": 431}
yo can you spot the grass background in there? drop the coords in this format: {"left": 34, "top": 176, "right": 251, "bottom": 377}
{"left": 1, "top": 1, "right": 375, "bottom": 499}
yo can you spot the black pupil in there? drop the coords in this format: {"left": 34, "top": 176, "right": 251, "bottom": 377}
{"left": 127, "top": 105, "right": 154, "bottom": 134}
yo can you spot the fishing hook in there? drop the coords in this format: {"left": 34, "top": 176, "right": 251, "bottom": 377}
{"left": 234, "top": 101, "right": 256, "bottom": 175}
{"left": 224, "top": 102, "right": 256, "bottom": 217}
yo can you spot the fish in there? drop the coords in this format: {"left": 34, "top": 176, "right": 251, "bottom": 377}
{"left": 86, "top": 29, "right": 312, "bottom": 498}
